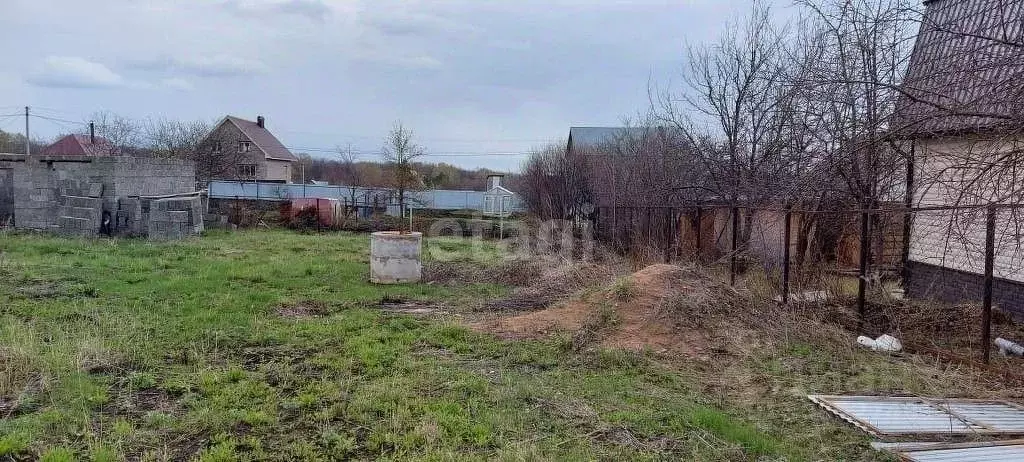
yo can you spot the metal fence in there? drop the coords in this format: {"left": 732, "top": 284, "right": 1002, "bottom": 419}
{"left": 591, "top": 202, "right": 1024, "bottom": 363}
{"left": 206, "top": 180, "right": 525, "bottom": 213}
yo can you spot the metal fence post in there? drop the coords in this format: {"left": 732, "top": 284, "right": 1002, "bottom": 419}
{"left": 730, "top": 206, "right": 739, "bottom": 286}
{"left": 782, "top": 205, "right": 792, "bottom": 304}
{"left": 902, "top": 142, "right": 915, "bottom": 288}
{"left": 858, "top": 206, "right": 871, "bottom": 330}
{"left": 694, "top": 207, "right": 703, "bottom": 263}
{"left": 663, "top": 208, "right": 672, "bottom": 263}
{"left": 982, "top": 204, "right": 996, "bottom": 364}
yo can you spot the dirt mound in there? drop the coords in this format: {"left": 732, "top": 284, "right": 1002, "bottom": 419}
{"left": 474, "top": 264, "right": 734, "bottom": 357}
{"left": 482, "top": 261, "right": 617, "bottom": 312}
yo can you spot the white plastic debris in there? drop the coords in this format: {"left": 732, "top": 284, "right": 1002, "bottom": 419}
{"left": 856, "top": 334, "right": 903, "bottom": 352}
{"left": 996, "top": 337, "right": 1024, "bottom": 357}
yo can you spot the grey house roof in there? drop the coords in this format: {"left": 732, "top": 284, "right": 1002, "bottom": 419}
{"left": 223, "top": 115, "right": 298, "bottom": 162}
{"left": 895, "top": 0, "right": 1024, "bottom": 137}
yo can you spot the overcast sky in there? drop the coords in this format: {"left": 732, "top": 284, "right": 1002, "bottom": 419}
{"left": 0, "top": 0, "right": 758, "bottom": 171}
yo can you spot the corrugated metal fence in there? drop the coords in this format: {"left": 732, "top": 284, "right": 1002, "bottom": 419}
{"left": 207, "top": 180, "right": 524, "bottom": 212}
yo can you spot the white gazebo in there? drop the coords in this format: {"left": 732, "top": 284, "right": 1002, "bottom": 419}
{"left": 482, "top": 174, "right": 516, "bottom": 217}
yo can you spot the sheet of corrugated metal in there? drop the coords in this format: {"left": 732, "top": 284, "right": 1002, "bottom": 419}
{"left": 945, "top": 403, "right": 1024, "bottom": 432}
{"left": 809, "top": 395, "right": 1024, "bottom": 437}
{"left": 896, "top": 440, "right": 1024, "bottom": 461}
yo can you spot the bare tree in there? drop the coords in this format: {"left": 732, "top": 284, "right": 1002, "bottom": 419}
{"left": 794, "top": 0, "right": 919, "bottom": 208}
{"left": 381, "top": 122, "right": 426, "bottom": 219}
{"left": 89, "top": 111, "right": 141, "bottom": 156}
{"left": 144, "top": 117, "right": 210, "bottom": 159}
{"left": 652, "top": 0, "right": 806, "bottom": 261}
{"left": 520, "top": 144, "right": 593, "bottom": 221}
{"left": 336, "top": 143, "right": 364, "bottom": 211}
{"left": 142, "top": 117, "right": 247, "bottom": 185}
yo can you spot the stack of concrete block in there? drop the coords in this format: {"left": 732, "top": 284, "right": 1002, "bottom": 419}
{"left": 57, "top": 195, "right": 103, "bottom": 237}
{"left": 115, "top": 197, "right": 143, "bottom": 237}
{"left": 146, "top": 196, "right": 204, "bottom": 240}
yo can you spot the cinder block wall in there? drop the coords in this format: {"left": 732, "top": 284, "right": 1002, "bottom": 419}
{"left": 110, "top": 157, "right": 195, "bottom": 197}
{"left": 10, "top": 155, "right": 196, "bottom": 236}
{"left": 0, "top": 155, "right": 23, "bottom": 223}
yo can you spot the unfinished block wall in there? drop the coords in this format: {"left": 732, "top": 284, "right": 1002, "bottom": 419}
{"left": 0, "top": 158, "right": 16, "bottom": 224}
{"left": 4, "top": 154, "right": 202, "bottom": 239}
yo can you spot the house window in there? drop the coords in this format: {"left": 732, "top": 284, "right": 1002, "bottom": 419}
{"left": 238, "top": 164, "right": 257, "bottom": 178}
{"left": 212, "top": 141, "right": 222, "bottom": 153}
{"left": 238, "top": 141, "right": 252, "bottom": 153}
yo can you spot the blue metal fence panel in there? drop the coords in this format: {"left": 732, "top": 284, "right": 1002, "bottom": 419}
{"left": 207, "top": 181, "right": 523, "bottom": 212}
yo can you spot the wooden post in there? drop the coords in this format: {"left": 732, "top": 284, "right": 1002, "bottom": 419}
{"left": 982, "top": 204, "right": 996, "bottom": 364}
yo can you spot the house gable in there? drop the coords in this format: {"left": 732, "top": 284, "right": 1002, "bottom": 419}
{"left": 200, "top": 116, "right": 295, "bottom": 182}
{"left": 224, "top": 116, "right": 297, "bottom": 162}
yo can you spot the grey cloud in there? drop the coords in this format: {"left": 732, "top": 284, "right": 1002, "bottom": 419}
{"left": 361, "top": 10, "right": 480, "bottom": 38}
{"left": 160, "top": 78, "right": 195, "bottom": 91}
{"left": 222, "top": 0, "right": 331, "bottom": 22}
{"left": 128, "top": 55, "right": 269, "bottom": 78}
{"left": 26, "top": 56, "right": 126, "bottom": 89}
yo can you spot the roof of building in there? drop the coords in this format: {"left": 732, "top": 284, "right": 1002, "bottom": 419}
{"left": 895, "top": 0, "right": 1024, "bottom": 137}
{"left": 222, "top": 115, "right": 298, "bottom": 162}
{"left": 40, "top": 134, "right": 116, "bottom": 156}
{"left": 485, "top": 185, "right": 516, "bottom": 196}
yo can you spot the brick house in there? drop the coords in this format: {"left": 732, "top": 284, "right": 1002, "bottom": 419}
{"left": 896, "top": 0, "right": 1024, "bottom": 314}
{"left": 200, "top": 115, "right": 297, "bottom": 183}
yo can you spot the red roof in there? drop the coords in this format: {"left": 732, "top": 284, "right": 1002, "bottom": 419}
{"left": 41, "top": 134, "right": 116, "bottom": 156}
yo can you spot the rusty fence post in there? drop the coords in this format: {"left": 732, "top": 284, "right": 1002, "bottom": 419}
{"left": 982, "top": 204, "right": 996, "bottom": 364}
{"left": 663, "top": 208, "right": 673, "bottom": 263}
{"left": 782, "top": 205, "right": 792, "bottom": 304}
{"left": 857, "top": 206, "right": 871, "bottom": 330}
{"left": 902, "top": 143, "right": 915, "bottom": 288}
{"left": 730, "top": 206, "right": 739, "bottom": 286}
{"left": 694, "top": 207, "right": 703, "bottom": 264}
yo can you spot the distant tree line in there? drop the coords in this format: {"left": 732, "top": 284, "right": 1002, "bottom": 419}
{"left": 291, "top": 153, "right": 519, "bottom": 191}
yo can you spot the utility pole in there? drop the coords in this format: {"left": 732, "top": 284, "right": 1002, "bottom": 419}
{"left": 24, "top": 106, "right": 30, "bottom": 156}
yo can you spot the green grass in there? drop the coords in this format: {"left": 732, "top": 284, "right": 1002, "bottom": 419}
{"left": 0, "top": 229, "right": 875, "bottom": 460}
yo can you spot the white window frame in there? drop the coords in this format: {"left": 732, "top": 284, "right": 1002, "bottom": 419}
{"left": 212, "top": 141, "right": 222, "bottom": 153}
{"left": 238, "top": 164, "right": 257, "bottom": 178}
{"left": 238, "top": 141, "right": 252, "bottom": 153}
